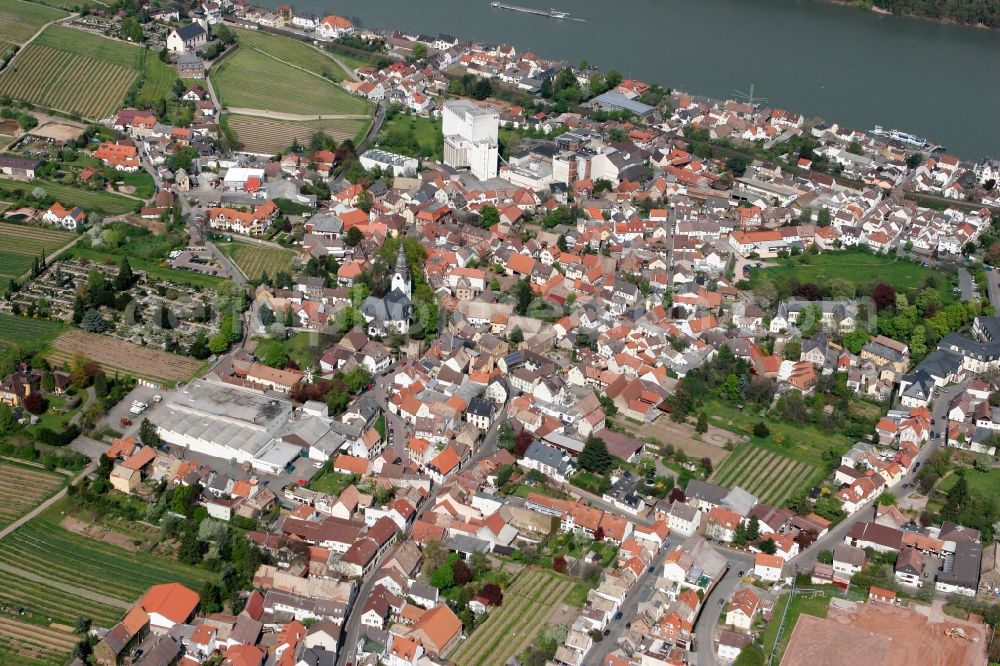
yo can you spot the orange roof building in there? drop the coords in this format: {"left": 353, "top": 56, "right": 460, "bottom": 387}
{"left": 139, "top": 582, "right": 199, "bottom": 630}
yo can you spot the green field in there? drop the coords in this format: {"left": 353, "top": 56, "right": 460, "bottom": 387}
{"left": 712, "top": 444, "right": 816, "bottom": 506}
{"left": 212, "top": 42, "right": 370, "bottom": 116}
{"left": 749, "top": 250, "right": 955, "bottom": 301}
{"left": 218, "top": 241, "right": 297, "bottom": 280}
{"left": 0, "top": 221, "right": 75, "bottom": 278}
{"left": 761, "top": 590, "right": 833, "bottom": 662}
{"left": 234, "top": 27, "right": 355, "bottom": 81}
{"left": 0, "top": 500, "right": 214, "bottom": 630}
{"left": 0, "top": 26, "right": 143, "bottom": 118}
{"left": 225, "top": 113, "right": 369, "bottom": 155}
{"left": 0, "top": 177, "right": 136, "bottom": 215}
{"left": 448, "top": 568, "right": 574, "bottom": 666}
{"left": 0, "top": 0, "right": 67, "bottom": 45}
{"left": 0, "top": 313, "right": 65, "bottom": 345}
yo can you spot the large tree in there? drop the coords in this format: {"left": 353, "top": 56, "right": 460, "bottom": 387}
{"left": 579, "top": 435, "right": 612, "bottom": 473}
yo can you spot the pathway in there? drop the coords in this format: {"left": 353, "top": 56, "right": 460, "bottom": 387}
{"left": 0, "top": 561, "right": 128, "bottom": 609}
{"left": 0, "top": 459, "right": 95, "bottom": 541}
{"left": 223, "top": 108, "right": 370, "bottom": 121}
{"left": 69, "top": 387, "right": 95, "bottom": 427}
{"left": 0, "top": 13, "right": 79, "bottom": 74}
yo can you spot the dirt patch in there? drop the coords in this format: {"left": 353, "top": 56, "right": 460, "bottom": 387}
{"left": 0, "top": 120, "right": 18, "bottom": 135}
{"left": 60, "top": 515, "right": 138, "bottom": 552}
{"left": 618, "top": 416, "right": 741, "bottom": 465}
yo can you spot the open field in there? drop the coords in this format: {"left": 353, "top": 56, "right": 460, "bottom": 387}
{"left": 448, "top": 568, "right": 574, "bottom": 666}
{"left": 0, "top": 0, "right": 67, "bottom": 45}
{"left": 615, "top": 414, "right": 736, "bottom": 465}
{"left": 0, "top": 222, "right": 75, "bottom": 278}
{"left": 212, "top": 46, "right": 369, "bottom": 116}
{"left": 0, "top": 177, "right": 136, "bottom": 215}
{"left": 225, "top": 114, "right": 369, "bottom": 155}
{"left": 749, "top": 250, "right": 956, "bottom": 301}
{"left": 47, "top": 329, "right": 204, "bottom": 384}
{"left": 0, "top": 462, "right": 65, "bottom": 530}
{"left": 711, "top": 443, "right": 815, "bottom": 506}
{"left": 375, "top": 114, "right": 443, "bottom": 160}
{"left": 218, "top": 241, "right": 297, "bottom": 280}
{"left": 0, "top": 26, "right": 142, "bottom": 119}
{"left": 234, "top": 27, "right": 354, "bottom": 81}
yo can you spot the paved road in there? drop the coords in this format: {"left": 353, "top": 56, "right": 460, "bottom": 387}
{"left": 957, "top": 268, "right": 976, "bottom": 302}
{"left": 986, "top": 270, "right": 1000, "bottom": 312}
{"left": 692, "top": 549, "right": 756, "bottom": 666}
{"left": 588, "top": 534, "right": 681, "bottom": 664}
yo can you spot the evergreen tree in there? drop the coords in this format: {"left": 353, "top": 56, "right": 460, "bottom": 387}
{"left": 940, "top": 475, "right": 970, "bottom": 523}
{"left": 579, "top": 435, "right": 612, "bottom": 473}
{"left": 746, "top": 516, "right": 761, "bottom": 542}
{"left": 696, "top": 411, "right": 708, "bottom": 433}
{"left": 284, "top": 306, "right": 295, "bottom": 327}
{"left": 259, "top": 305, "right": 275, "bottom": 326}
{"left": 114, "top": 257, "right": 134, "bottom": 290}
{"left": 93, "top": 371, "right": 108, "bottom": 398}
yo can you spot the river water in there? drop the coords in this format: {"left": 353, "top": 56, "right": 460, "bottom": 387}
{"left": 263, "top": 0, "right": 1000, "bottom": 159}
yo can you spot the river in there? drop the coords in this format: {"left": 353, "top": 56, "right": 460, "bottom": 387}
{"left": 260, "top": 0, "right": 1000, "bottom": 159}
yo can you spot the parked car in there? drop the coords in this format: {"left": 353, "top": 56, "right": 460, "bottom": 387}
{"left": 120, "top": 417, "right": 132, "bottom": 427}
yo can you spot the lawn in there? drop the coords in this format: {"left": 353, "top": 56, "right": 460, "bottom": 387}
{"left": 0, "top": 26, "right": 144, "bottom": 119}
{"left": 0, "top": 177, "right": 136, "bottom": 215}
{"left": 211, "top": 45, "right": 370, "bottom": 116}
{"left": 938, "top": 468, "right": 1000, "bottom": 500}
{"left": 448, "top": 568, "right": 575, "bottom": 666}
{"left": 760, "top": 590, "right": 833, "bottom": 662}
{"left": 233, "top": 27, "right": 355, "bottom": 81}
{"left": 309, "top": 470, "right": 355, "bottom": 496}
{"left": 225, "top": 113, "right": 369, "bottom": 155}
{"left": 0, "top": 0, "right": 67, "bottom": 45}
{"left": 749, "top": 249, "right": 955, "bottom": 302}
{"left": 282, "top": 330, "right": 338, "bottom": 370}
{"left": 374, "top": 113, "right": 443, "bottom": 160}
{"left": 218, "top": 241, "right": 297, "bottom": 281}
{"left": 705, "top": 399, "right": 851, "bottom": 467}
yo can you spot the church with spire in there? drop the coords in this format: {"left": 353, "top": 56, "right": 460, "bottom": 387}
{"left": 360, "top": 245, "right": 414, "bottom": 337}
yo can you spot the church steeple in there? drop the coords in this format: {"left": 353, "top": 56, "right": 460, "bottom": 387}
{"left": 391, "top": 244, "right": 411, "bottom": 299}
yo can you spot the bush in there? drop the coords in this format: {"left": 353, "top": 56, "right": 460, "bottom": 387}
{"left": 752, "top": 422, "right": 770, "bottom": 438}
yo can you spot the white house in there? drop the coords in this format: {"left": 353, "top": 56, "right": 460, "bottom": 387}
{"left": 443, "top": 100, "right": 499, "bottom": 181}
{"left": 166, "top": 23, "right": 207, "bottom": 54}
{"left": 753, "top": 553, "right": 784, "bottom": 582}
{"left": 42, "top": 202, "right": 86, "bottom": 230}
{"left": 316, "top": 15, "right": 353, "bottom": 39}
{"left": 666, "top": 501, "right": 701, "bottom": 537}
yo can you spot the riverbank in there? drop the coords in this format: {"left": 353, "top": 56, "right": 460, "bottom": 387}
{"left": 825, "top": 0, "right": 1000, "bottom": 30}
